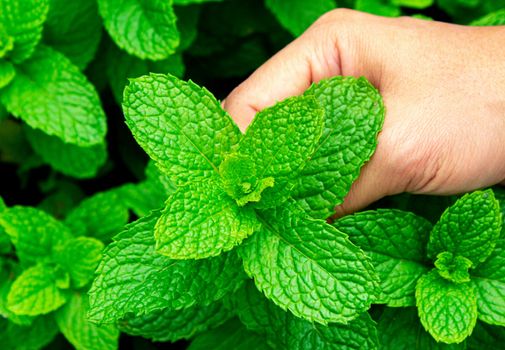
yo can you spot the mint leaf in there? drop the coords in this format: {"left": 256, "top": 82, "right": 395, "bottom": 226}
{"left": 0, "top": 315, "right": 59, "bottom": 350}
{"left": 155, "top": 179, "right": 260, "bottom": 259}
{"left": 334, "top": 209, "right": 431, "bottom": 307}
{"left": 237, "top": 95, "right": 324, "bottom": 209}
{"left": 54, "top": 237, "right": 103, "bottom": 289}
{"left": 265, "top": 0, "right": 336, "bottom": 36}
{"left": 55, "top": 292, "right": 119, "bottom": 350}
{"left": 240, "top": 201, "right": 379, "bottom": 324}
{"left": 0, "top": 59, "right": 15, "bottom": 88}
{"left": 435, "top": 252, "right": 472, "bottom": 284}
{"left": 43, "top": 0, "right": 102, "bottom": 70}
{"left": 393, "top": 0, "right": 434, "bottom": 9}
{"left": 0, "top": 263, "right": 34, "bottom": 325}
{"left": 24, "top": 127, "right": 107, "bottom": 179}
{"left": 7, "top": 263, "right": 68, "bottom": 316}
{"left": 0, "top": 25, "right": 14, "bottom": 58}
{"left": 120, "top": 302, "right": 231, "bottom": 342}
{"left": 0, "top": 206, "right": 72, "bottom": 267}
{"left": 471, "top": 9, "right": 505, "bottom": 25}
{"left": 416, "top": 270, "right": 477, "bottom": 344}
{"left": 88, "top": 211, "right": 246, "bottom": 323}
{"left": 64, "top": 190, "right": 129, "bottom": 241}
{"left": 98, "top": 0, "right": 179, "bottom": 60}
{"left": 123, "top": 73, "right": 241, "bottom": 185}
{"left": 0, "top": 0, "right": 49, "bottom": 63}
{"left": 293, "top": 76, "right": 385, "bottom": 219}
{"left": 355, "top": 0, "right": 401, "bottom": 17}
{"left": 428, "top": 190, "right": 501, "bottom": 265}
{"left": 472, "top": 239, "right": 505, "bottom": 326}
{"left": 0, "top": 46, "right": 106, "bottom": 146}
{"left": 468, "top": 321, "right": 505, "bottom": 350}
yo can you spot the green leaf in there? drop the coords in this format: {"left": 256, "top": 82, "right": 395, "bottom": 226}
{"left": 54, "top": 237, "right": 103, "bottom": 289}
{"left": 240, "top": 201, "right": 379, "bottom": 325}
{"left": 416, "top": 270, "right": 477, "bottom": 344}
{"left": 88, "top": 211, "right": 247, "bottom": 323}
{"left": 43, "top": 0, "right": 102, "bottom": 69}
{"left": 0, "top": 26, "right": 14, "bottom": 58}
{"left": 155, "top": 179, "right": 260, "bottom": 259}
{"left": 98, "top": 0, "right": 179, "bottom": 60}
{"left": 0, "top": 59, "right": 15, "bottom": 88}
{"left": 120, "top": 301, "right": 232, "bottom": 342}
{"left": 55, "top": 292, "right": 119, "bottom": 350}
{"left": 471, "top": 9, "right": 505, "bottom": 25}
{"left": 233, "top": 281, "right": 379, "bottom": 349}
{"left": 0, "top": 0, "right": 49, "bottom": 63}
{"left": 0, "top": 206, "right": 72, "bottom": 267}
{"left": 472, "top": 239, "right": 505, "bottom": 326}
{"left": 428, "top": 190, "right": 502, "bottom": 266}
{"left": 24, "top": 127, "right": 107, "bottom": 179}
{"left": 334, "top": 209, "right": 431, "bottom": 307}
{"left": 392, "top": 0, "right": 434, "bottom": 9}
{"left": 434, "top": 252, "right": 472, "bottom": 284}
{"left": 355, "top": 0, "right": 401, "bottom": 17}
{"left": 378, "top": 307, "right": 464, "bottom": 349}
{"left": 0, "top": 45, "right": 107, "bottom": 146}
{"left": 123, "top": 73, "right": 241, "bottom": 185}
{"left": 293, "top": 76, "right": 385, "bottom": 219}
{"left": 0, "top": 315, "right": 59, "bottom": 350}
{"left": 265, "top": 0, "right": 336, "bottom": 37}
{"left": 189, "top": 318, "right": 272, "bottom": 350}
{"left": 0, "top": 263, "right": 34, "bottom": 325}
{"left": 174, "top": 0, "right": 223, "bottom": 4}
{"left": 64, "top": 190, "right": 129, "bottom": 241}
{"left": 238, "top": 95, "right": 324, "bottom": 209}
{"left": 468, "top": 321, "right": 505, "bottom": 350}
{"left": 7, "top": 264, "right": 68, "bottom": 316}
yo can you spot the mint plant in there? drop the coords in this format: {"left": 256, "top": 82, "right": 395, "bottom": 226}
{"left": 334, "top": 189, "right": 505, "bottom": 344}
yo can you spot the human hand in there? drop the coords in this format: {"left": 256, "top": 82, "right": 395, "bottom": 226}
{"left": 223, "top": 9, "right": 505, "bottom": 216}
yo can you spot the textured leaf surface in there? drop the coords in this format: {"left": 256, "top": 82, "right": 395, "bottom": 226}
{"left": 0, "top": 206, "right": 72, "bottom": 267}
{"left": 43, "top": 0, "right": 102, "bottom": 69}
{"left": 54, "top": 237, "right": 103, "bottom": 289}
{"left": 7, "top": 264, "right": 68, "bottom": 316}
{"left": 0, "top": 46, "right": 106, "bottom": 146}
{"left": 56, "top": 292, "right": 119, "bottom": 350}
{"left": 0, "top": 0, "right": 49, "bottom": 62}
{"left": 64, "top": 190, "right": 129, "bottom": 241}
{"left": 233, "top": 281, "right": 379, "bottom": 349}
{"left": 416, "top": 270, "right": 477, "bottom": 344}
{"left": 120, "top": 302, "right": 231, "bottom": 342}
{"left": 240, "top": 201, "right": 379, "bottom": 324}
{"left": 428, "top": 190, "right": 501, "bottom": 265}
{"left": 98, "top": 0, "right": 179, "bottom": 60}
{"left": 24, "top": 127, "right": 107, "bottom": 179}
{"left": 335, "top": 209, "right": 431, "bottom": 306}
{"left": 0, "top": 59, "right": 15, "bottom": 88}
{"left": 472, "top": 239, "right": 505, "bottom": 326}
{"left": 155, "top": 179, "right": 260, "bottom": 259}
{"left": 238, "top": 96, "right": 324, "bottom": 209}
{"left": 88, "top": 211, "right": 246, "bottom": 323}
{"left": 265, "top": 0, "right": 335, "bottom": 36}
{"left": 293, "top": 76, "right": 384, "bottom": 219}
{"left": 123, "top": 73, "right": 241, "bottom": 184}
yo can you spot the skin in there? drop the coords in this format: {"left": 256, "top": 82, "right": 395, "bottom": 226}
{"left": 223, "top": 9, "right": 505, "bottom": 216}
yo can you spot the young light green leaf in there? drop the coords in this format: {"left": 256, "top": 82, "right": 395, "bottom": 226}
{"left": 155, "top": 179, "right": 260, "bottom": 259}
{"left": 88, "top": 211, "right": 247, "bottom": 323}
{"left": 123, "top": 73, "right": 241, "bottom": 185}
{"left": 98, "top": 0, "right": 179, "bottom": 60}
{"left": 240, "top": 201, "right": 379, "bottom": 325}
{"left": 293, "top": 76, "right": 385, "bottom": 219}
{"left": 472, "top": 239, "right": 505, "bottom": 326}
{"left": 54, "top": 237, "right": 103, "bottom": 289}
{"left": 55, "top": 292, "right": 119, "bottom": 350}
{"left": 265, "top": 0, "right": 336, "bottom": 37}
{"left": 238, "top": 95, "right": 324, "bottom": 209}
{"left": 0, "top": 263, "right": 34, "bottom": 325}
{"left": 64, "top": 190, "right": 129, "bottom": 241}
{"left": 393, "top": 0, "right": 434, "bottom": 9}
{"left": 24, "top": 127, "right": 107, "bottom": 179}
{"left": 428, "top": 190, "right": 501, "bottom": 266}
{"left": 7, "top": 264, "right": 68, "bottom": 316}
{"left": 435, "top": 252, "right": 472, "bottom": 284}
{"left": 43, "top": 0, "right": 102, "bottom": 69}
{"left": 120, "top": 302, "right": 231, "bottom": 342}
{"left": 0, "top": 59, "right": 15, "bottom": 88}
{"left": 334, "top": 209, "right": 431, "bottom": 307}
{"left": 0, "top": 0, "right": 49, "bottom": 63}
{"left": 416, "top": 270, "right": 477, "bottom": 344}
{"left": 0, "top": 206, "right": 72, "bottom": 267}
{"left": 0, "top": 45, "right": 106, "bottom": 146}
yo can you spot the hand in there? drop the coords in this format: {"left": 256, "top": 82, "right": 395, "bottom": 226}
{"left": 223, "top": 9, "right": 505, "bottom": 216}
